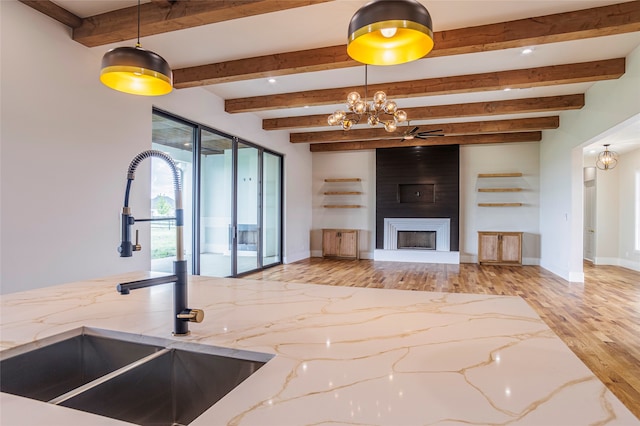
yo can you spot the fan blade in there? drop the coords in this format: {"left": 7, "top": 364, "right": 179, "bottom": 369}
{"left": 416, "top": 129, "right": 444, "bottom": 139}
{"left": 408, "top": 126, "right": 419, "bottom": 134}
{"left": 416, "top": 129, "right": 444, "bottom": 136}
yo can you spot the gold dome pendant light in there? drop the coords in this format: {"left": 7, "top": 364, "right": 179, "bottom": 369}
{"left": 347, "top": 0, "right": 434, "bottom": 65}
{"left": 100, "top": 0, "right": 173, "bottom": 96}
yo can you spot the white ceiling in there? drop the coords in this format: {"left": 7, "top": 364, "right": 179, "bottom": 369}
{"left": 51, "top": 0, "right": 640, "bottom": 154}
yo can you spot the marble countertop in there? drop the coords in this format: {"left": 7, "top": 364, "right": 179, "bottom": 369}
{"left": 1, "top": 272, "right": 638, "bottom": 425}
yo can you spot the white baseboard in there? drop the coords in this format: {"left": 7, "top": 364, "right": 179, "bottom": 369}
{"left": 595, "top": 257, "right": 640, "bottom": 272}
{"left": 594, "top": 257, "right": 621, "bottom": 266}
{"left": 284, "top": 250, "right": 310, "bottom": 264}
{"left": 620, "top": 258, "right": 640, "bottom": 272}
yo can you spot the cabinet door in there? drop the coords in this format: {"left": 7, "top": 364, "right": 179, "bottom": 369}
{"left": 478, "top": 233, "right": 500, "bottom": 263}
{"left": 322, "top": 230, "right": 339, "bottom": 257}
{"left": 500, "top": 234, "right": 522, "bottom": 263}
{"left": 338, "top": 230, "right": 358, "bottom": 258}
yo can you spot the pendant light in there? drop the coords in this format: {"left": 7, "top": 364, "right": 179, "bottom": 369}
{"left": 596, "top": 144, "right": 618, "bottom": 170}
{"left": 100, "top": 0, "right": 172, "bottom": 96}
{"left": 347, "top": 0, "right": 434, "bottom": 66}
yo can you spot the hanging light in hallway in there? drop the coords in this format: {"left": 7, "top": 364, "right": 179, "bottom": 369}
{"left": 596, "top": 144, "right": 618, "bottom": 170}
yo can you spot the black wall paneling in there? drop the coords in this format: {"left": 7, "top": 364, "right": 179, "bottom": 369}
{"left": 376, "top": 146, "right": 460, "bottom": 250}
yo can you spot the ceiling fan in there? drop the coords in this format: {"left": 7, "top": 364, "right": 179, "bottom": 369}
{"left": 401, "top": 123, "right": 445, "bottom": 141}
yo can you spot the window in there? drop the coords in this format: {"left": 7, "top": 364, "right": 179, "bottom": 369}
{"left": 151, "top": 109, "right": 283, "bottom": 277}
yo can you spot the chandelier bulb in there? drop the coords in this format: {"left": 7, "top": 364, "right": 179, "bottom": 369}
{"left": 354, "top": 100, "right": 367, "bottom": 114}
{"left": 384, "top": 101, "right": 397, "bottom": 114}
{"left": 342, "top": 120, "right": 353, "bottom": 130}
{"left": 373, "top": 91, "right": 387, "bottom": 104}
{"left": 395, "top": 110, "right": 407, "bottom": 122}
{"left": 347, "top": 91, "right": 361, "bottom": 106}
{"left": 384, "top": 121, "right": 397, "bottom": 132}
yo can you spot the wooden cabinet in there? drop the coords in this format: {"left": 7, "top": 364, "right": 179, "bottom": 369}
{"left": 478, "top": 231, "right": 522, "bottom": 265}
{"left": 322, "top": 229, "right": 359, "bottom": 259}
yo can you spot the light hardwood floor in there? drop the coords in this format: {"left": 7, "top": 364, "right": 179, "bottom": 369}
{"left": 244, "top": 258, "right": 640, "bottom": 419}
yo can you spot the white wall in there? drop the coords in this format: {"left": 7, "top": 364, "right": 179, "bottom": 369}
{"left": 311, "top": 144, "right": 541, "bottom": 263}
{"left": 594, "top": 161, "right": 621, "bottom": 263}
{"left": 586, "top": 148, "right": 640, "bottom": 270}
{"left": 460, "top": 143, "right": 540, "bottom": 264}
{"left": 311, "top": 151, "right": 376, "bottom": 258}
{"left": 539, "top": 45, "right": 640, "bottom": 282}
{"left": 618, "top": 148, "right": 640, "bottom": 271}
{"left": 0, "top": 1, "right": 312, "bottom": 294}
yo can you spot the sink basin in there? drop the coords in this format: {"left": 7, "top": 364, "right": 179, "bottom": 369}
{"left": 0, "top": 328, "right": 163, "bottom": 402}
{"left": 62, "top": 348, "right": 265, "bottom": 425}
{"left": 0, "top": 327, "right": 272, "bottom": 425}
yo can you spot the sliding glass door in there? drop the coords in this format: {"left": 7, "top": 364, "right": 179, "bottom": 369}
{"left": 263, "top": 152, "right": 282, "bottom": 267}
{"left": 151, "top": 109, "right": 282, "bottom": 277}
{"left": 199, "top": 130, "right": 233, "bottom": 277}
{"left": 236, "top": 143, "right": 260, "bottom": 274}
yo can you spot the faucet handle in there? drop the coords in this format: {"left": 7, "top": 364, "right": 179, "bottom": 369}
{"left": 177, "top": 309, "right": 204, "bottom": 323}
{"left": 133, "top": 229, "right": 141, "bottom": 252}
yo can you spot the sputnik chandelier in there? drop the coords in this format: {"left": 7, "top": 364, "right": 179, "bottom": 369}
{"left": 328, "top": 65, "right": 407, "bottom": 132}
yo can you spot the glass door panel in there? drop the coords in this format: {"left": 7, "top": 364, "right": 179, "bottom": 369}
{"left": 199, "top": 131, "right": 233, "bottom": 277}
{"left": 236, "top": 143, "right": 260, "bottom": 274}
{"left": 150, "top": 114, "right": 194, "bottom": 274}
{"left": 263, "top": 152, "right": 281, "bottom": 266}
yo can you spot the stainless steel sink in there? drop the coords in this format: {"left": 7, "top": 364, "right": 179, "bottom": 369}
{"left": 0, "top": 327, "right": 272, "bottom": 425}
{"left": 0, "top": 328, "right": 164, "bottom": 402}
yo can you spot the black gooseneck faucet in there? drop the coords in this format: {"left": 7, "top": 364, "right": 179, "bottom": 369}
{"left": 116, "top": 150, "right": 203, "bottom": 336}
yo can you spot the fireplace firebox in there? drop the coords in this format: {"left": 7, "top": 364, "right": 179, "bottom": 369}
{"left": 397, "top": 231, "right": 436, "bottom": 250}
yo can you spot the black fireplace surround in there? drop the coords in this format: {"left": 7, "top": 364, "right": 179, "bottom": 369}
{"left": 376, "top": 146, "right": 459, "bottom": 251}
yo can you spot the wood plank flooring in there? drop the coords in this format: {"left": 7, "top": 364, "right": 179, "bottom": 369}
{"left": 244, "top": 259, "right": 640, "bottom": 419}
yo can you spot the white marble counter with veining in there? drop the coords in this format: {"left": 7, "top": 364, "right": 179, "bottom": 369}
{"left": 1, "top": 272, "right": 638, "bottom": 425}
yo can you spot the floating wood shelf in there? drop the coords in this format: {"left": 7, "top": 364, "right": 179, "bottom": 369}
{"left": 324, "top": 178, "right": 361, "bottom": 182}
{"left": 324, "top": 205, "right": 362, "bottom": 208}
{"left": 478, "top": 203, "right": 523, "bottom": 207}
{"left": 478, "top": 188, "right": 522, "bottom": 192}
{"left": 478, "top": 173, "right": 523, "bottom": 178}
{"left": 324, "top": 191, "right": 362, "bottom": 195}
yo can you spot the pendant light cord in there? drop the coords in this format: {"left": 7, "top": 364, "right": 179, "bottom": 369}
{"left": 136, "top": 0, "right": 141, "bottom": 47}
{"left": 364, "top": 65, "right": 368, "bottom": 103}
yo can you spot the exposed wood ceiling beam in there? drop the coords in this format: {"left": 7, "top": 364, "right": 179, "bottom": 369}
{"left": 20, "top": 0, "right": 82, "bottom": 28}
{"left": 291, "top": 117, "right": 559, "bottom": 144}
{"left": 226, "top": 59, "right": 624, "bottom": 113}
{"left": 309, "top": 132, "right": 542, "bottom": 152}
{"left": 31, "top": 0, "right": 332, "bottom": 47}
{"left": 264, "top": 94, "right": 584, "bottom": 130}
{"left": 174, "top": 2, "right": 640, "bottom": 88}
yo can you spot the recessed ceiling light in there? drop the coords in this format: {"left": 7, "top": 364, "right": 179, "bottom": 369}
{"left": 268, "top": 78, "right": 276, "bottom": 84}
{"left": 304, "top": 105, "right": 309, "bottom": 108}
{"left": 521, "top": 47, "right": 534, "bottom": 55}
{"left": 589, "top": 149, "right": 597, "bottom": 154}
{"left": 504, "top": 88, "right": 512, "bottom": 92}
